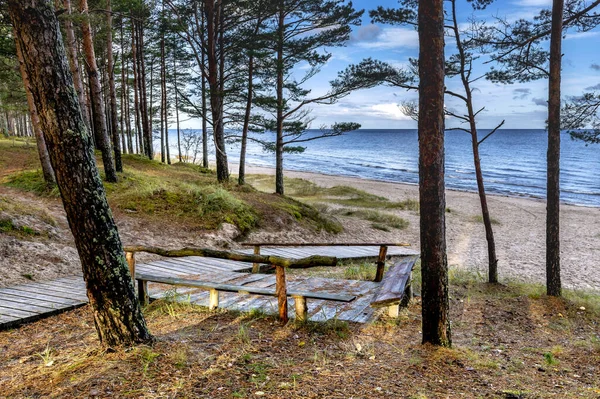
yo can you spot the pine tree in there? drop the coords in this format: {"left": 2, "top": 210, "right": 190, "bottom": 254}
{"left": 9, "top": 0, "right": 153, "bottom": 346}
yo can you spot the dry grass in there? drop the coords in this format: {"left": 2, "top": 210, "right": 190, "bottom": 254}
{"left": 1, "top": 277, "right": 599, "bottom": 398}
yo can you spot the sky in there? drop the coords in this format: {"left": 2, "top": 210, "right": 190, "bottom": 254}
{"left": 181, "top": 0, "right": 600, "bottom": 130}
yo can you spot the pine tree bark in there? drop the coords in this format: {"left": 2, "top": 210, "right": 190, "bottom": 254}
{"left": 106, "top": 0, "right": 123, "bottom": 172}
{"left": 204, "top": 0, "right": 228, "bottom": 181}
{"left": 163, "top": 52, "right": 171, "bottom": 165}
{"left": 137, "top": 23, "right": 153, "bottom": 160}
{"left": 61, "top": 0, "right": 90, "bottom": 130}
{"left": 418, "top": 0, "right": 451, "bottom": 347}
{"left": 547, "top": 0, "right": 563, "bottom": 297}
{"left": 238, "top": 19, "right": 261, "bottom": 186}
{"left": 159, "top": 44, "right": 165, "bottom": 163}
{"left": 131, "top": 19, "right": 144, "bottom": 155}
{"left": 275, "top": 2, "right": 285, "bottom": 195}
{"left": 9, "top": 0, "right": 152, "bottom": 347}
{"left": 14, "top": 34, "right": 56, "bottom": 186}
{"left": 201, "top": 5, "right": 209, "bottom": 168}
{"left": 173, "top": 56, "right": 182, "bottom": 163}
{"left": 79, "top": 0, "right": 118, "bottom": 182}
{"left": 119, "top": 25, "right": 127, "bottom": 155}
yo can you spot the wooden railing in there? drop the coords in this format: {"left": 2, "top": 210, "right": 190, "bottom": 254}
{"left": 123, "top": 246, "right": 337, "bottom": 323}
{"left": 241, "top": 242, "right": 411, "bottom": 283}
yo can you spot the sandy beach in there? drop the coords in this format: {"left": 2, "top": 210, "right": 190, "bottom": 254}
{"left": 1, "top": 160, "right": 598, "bottom": 293}
{"left": 242, "top": 164, "right": 600, "bottom": 292}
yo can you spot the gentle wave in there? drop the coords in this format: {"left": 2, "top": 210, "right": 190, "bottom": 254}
{"left": 163, "top": 129, "right": 600, "bottom": 207}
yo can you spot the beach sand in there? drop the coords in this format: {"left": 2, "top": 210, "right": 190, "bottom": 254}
{"left": 241, "top": 164, "right": 600, "bottom": 292}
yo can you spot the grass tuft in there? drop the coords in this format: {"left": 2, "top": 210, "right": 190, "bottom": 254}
{"left": 471, "top": 214, "right": 501, "bottom": 225}
{"left": 335, "top": 209, "right": 409, "bottom": 230}
{"left": 4, "top": 170, "right": 60, "bottom": 197}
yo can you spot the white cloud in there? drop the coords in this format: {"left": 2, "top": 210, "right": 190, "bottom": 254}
{"left": 565, "top": 31, "right": 600, "bottom": 40}
{"left": 370, "top": 103, "right": 412, "bottom": 120}
{"left": 356, "top": 27, "right": 419, "bottom": 50}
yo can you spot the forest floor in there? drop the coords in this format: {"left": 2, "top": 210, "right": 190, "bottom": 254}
{"left": 0, "top": 274, "right": 598, "bottom": 398}
{"left": 0, "top": 138, "right": 599, "bottom": 398}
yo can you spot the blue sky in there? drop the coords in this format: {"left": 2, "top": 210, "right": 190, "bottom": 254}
{"left": 296, "top": 0, "right": 600, "bottom": 130}
{"left": 175, "top": 0, "right": 600, "bottom": 130}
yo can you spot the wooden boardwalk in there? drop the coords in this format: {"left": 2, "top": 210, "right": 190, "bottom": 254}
{"left": 0, "top": 246, "right": 418, "bottom": 330}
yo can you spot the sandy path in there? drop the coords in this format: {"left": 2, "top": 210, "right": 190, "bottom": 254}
{"left": 242, "top": 164, "right": 600, "bottom": 292}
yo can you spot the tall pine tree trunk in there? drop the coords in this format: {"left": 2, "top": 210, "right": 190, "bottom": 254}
{"left": 418, "top": 0, "right": 451, "bottom": 347}
{"left": 137, "top": 23, "right": 153, "bottom": 160}
{"left": 238, "top": 53, "right": 254, "bottom": 186}
{"left": 450, "top": 0, "right": 498, "bottom": 283}
{"left": 125, "top": 56, "right": 134, "bottom": 154}
{"left": 79, "top": 0, "right": 117, "bottom": 182}
{"left": 204, "top": 0, "right": 228, "bottom": 181}
{"left": 173, "top": 56, "right": 182, "bottom": 163}
{"left": 275, "top": 2, "right": 285, "bottom": 195}
{"left": 61, "top": 0, "right": 90, "bottom": 130}
{"left": 547, "top": 0, "right": 563, "bottom": 297}
{"left": 14, "top": 34, "right": 55, "bottom": 186}
{"left": 131, "top": 19, "right": 144, "bottom": 156}
{"left": 106, "top": 0, "right": 123, "bottom": 172}
{"left": 201, "top": 5, "right": 209, "bottom": 168}
{"left": 9, "top": 0, "right": 152, "bottom": 347}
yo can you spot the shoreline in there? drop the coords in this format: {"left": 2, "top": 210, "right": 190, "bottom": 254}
{"left": 239, "top": 162, "right": 598, "bottom": 209}
{"left": 239, "top": 162, "right": 600, "bottom": 292}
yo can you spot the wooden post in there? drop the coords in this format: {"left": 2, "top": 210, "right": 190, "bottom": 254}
{"left": 275, "top": 265, "right": 288, "bottom": 323}
{"left": 374, "top": 245, "right": 388, "bottom": 282}
{"left": 293, "top": 295, "right": 307, "bottom": 322}
{"left": 138, "top": 279, "right": 148, "bottom": 306}
{"left": 125, "top": 251, "right": 136, "bottom": 280}
{"left": 388, "top": 304, "right": 400, "bottom": 318}
{"left": 252, "top": 245, "right": 261, "bottom": 273}
{"left": 209, "top": 289, "right": 219, "bottom": 310}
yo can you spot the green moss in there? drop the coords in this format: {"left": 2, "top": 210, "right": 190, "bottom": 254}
{"left": 0, "top": 218, "right": 41, "bottom": 237}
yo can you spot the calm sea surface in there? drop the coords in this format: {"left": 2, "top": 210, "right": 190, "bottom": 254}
{"left": 164, "top": 129, "right": 600, "bottom": 207}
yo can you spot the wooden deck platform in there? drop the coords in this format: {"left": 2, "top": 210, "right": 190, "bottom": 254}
{"left": 0, "top": 246, "right": 417, "bottom": 330}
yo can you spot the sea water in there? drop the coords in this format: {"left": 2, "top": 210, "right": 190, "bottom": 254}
{"left": 163, "top": 129, "right": 600, "bottom": 207}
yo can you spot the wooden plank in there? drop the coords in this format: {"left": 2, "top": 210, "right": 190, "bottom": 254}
{"left": 178, "top": 257, "right": 244, "bottom": 273}
{"left": 136, "top": 273, "right": 356, "bottom": 302}
{"left": 159, "top": 258, "right": 227, "bottom": 274}
{"left": 25, "top": 280, "right": 87, "bottom": 294}
{"left": 0, "top": 299, "right": 45, "bottom": 316}
{"left": 187, "top": 256, "right": 251, "bottom": 272}
{"left": 0, "top": 314, "right": 18, "bottom": 324}
{"left": 136, "top": 263, "right": 179, "bottom": 277}
{"left": 371, "top": 256, "right": 419, "bottom": 308}
{"left": 219, "top": 275, "right": 277, "bottom": 310}
{"left": 8, "top": 282, "right": 87, "bottom": 300}
{"left": 0, "top": 290, "right": 82, "bottom": 307}
{"left": 147, "top": 259, "right": 205, "bottom": 274}
{"left": 160, "top": 258, "right": 230, "bottom": 274}
{"left": 144, "top": 260, "right": 201, "bottom": 276}
{"left": 0, "top": 295, "right": 64, "bottom": 313}
{"left": 335, "top": 282, "right": 379, "bottom": 322}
